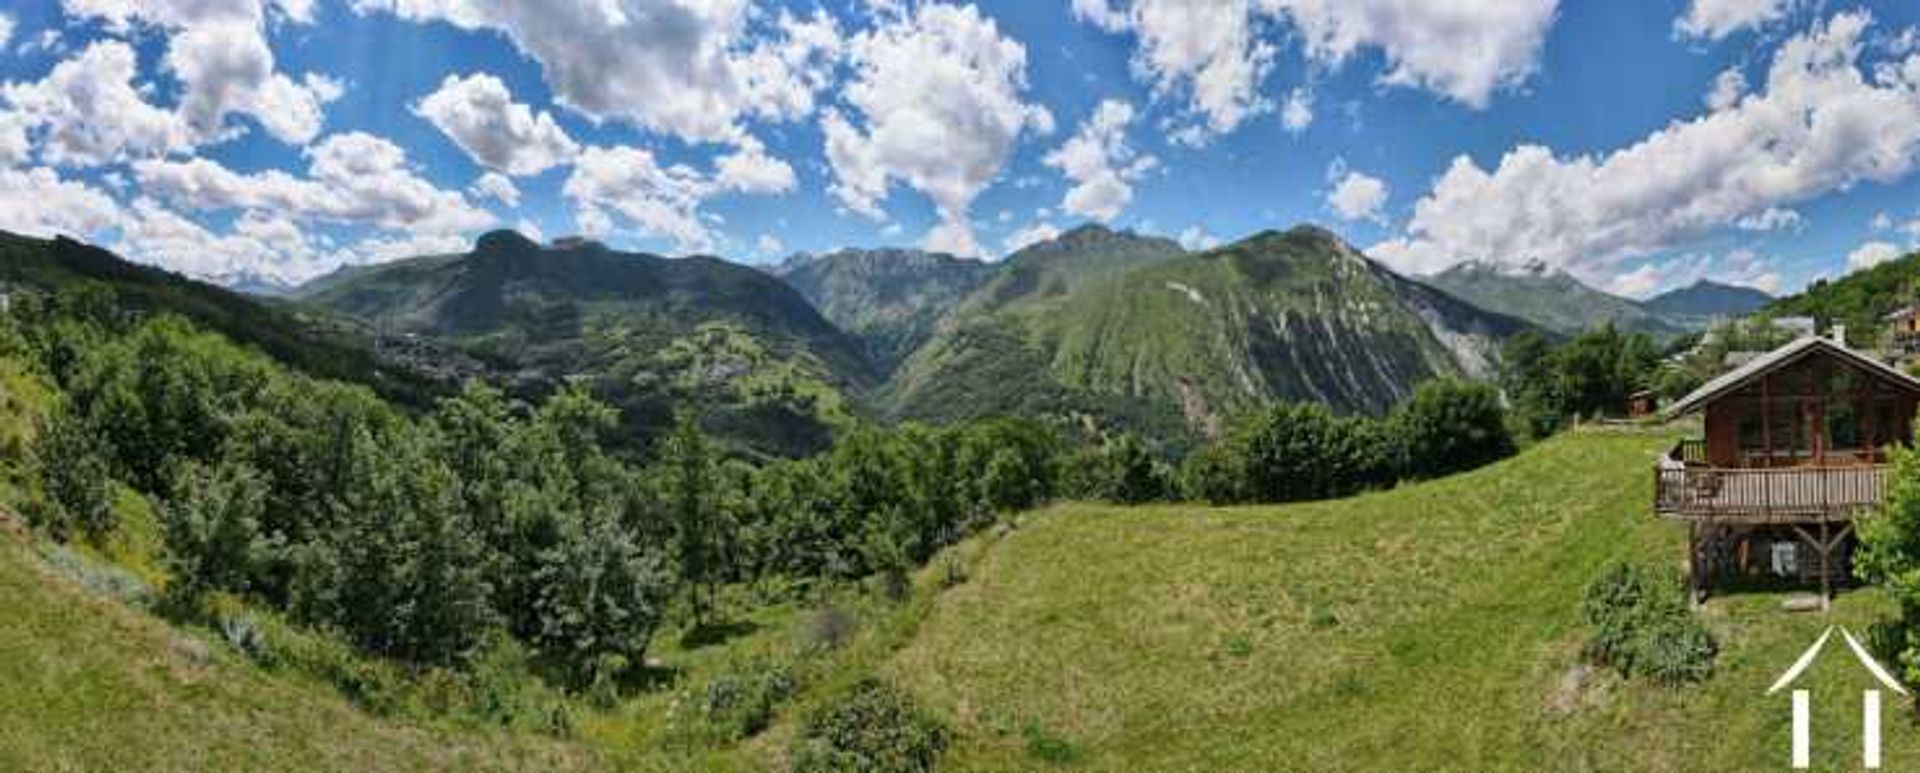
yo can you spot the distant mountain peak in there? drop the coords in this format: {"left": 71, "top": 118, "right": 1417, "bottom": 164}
{"left": 474, "top": 229, "right": 540, "bottom": 255}
{"left": 1644, "top": 277, "right": 1772, "bottom": 319}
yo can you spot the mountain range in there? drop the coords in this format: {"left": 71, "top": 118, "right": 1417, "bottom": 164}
{"left": 1425, "top": 259, "right": 1770, "bottom": 337}
{"left": 6, "top": 222, "right": 1785, "bottom": 453}
{"left": 770, "top": 247, "right": 996, "bottom": 376}
{"left": 292, "top": 229, "right": 870, "bottom": 457}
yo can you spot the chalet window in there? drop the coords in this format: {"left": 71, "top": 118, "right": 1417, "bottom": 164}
{"left": 1873, "top": 397, "right": 1901, "bottom": 447}
{"left": 1737, "top": 409, "right": 1764, "bottom": 454}
{"left": 1768, "top": 401, "right": 1808, "bottom": 461}
{"left": 1827, "top": 395, "right": 1861, "bottom": 453}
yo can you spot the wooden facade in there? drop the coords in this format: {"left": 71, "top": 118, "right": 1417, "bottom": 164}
{"left": 1655, "top": 336, "right": 1920, "bottom": 607}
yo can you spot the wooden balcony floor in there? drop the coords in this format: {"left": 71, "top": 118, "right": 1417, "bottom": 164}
{"left": 1656, "top": 462, "right": 1888, "bottom": 522}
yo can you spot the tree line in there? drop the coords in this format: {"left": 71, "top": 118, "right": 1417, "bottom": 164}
{"left": 1, "top": 286, "right": 1063, "bottom": 688}
{"left": 0, "top": 283, "right": 1535, "bottom": 692}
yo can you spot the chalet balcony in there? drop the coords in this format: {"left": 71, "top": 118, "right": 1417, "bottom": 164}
{"left": 1654, "top": 439, "right": 1890, "bottom": 523}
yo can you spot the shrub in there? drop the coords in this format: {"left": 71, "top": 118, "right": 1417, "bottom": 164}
{"left": 218, "top": 611, "right": 276, "bottom": 667}
{"left": 797, "top": 604, "right": 858, "bottom": 653}
{"left": 1392, "top": 378, "right": 1515, "bottom": 480}
{"left": 32, "top": 407, "right": 114, "bottom": 540}
{"left": 1580, "top": 562, "right": 1716, "bottom": 684}
{"left": 160, "top": 458, "right": 270, "bottom": 610}
{"left": 791, "top": 679, "right": 948, "bottom": 773}
{"left": 674, "top": 656, "right": 800, "bottom": 743}
{"left": 36, "top": 542, "right": 153, "bottom": 608}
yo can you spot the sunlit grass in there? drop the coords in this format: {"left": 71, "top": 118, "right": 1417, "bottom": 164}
{"left": 893, "top": 428, "right": 1920, "bottom": 771}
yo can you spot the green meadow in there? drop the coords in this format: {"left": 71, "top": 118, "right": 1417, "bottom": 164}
{"left": 4, "top": 425, "right": 1916, "bottom": 771}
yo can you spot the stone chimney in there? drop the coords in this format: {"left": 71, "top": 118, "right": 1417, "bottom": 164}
{"left": 1831, "top": 323, "right": 1847, "bottom": 347}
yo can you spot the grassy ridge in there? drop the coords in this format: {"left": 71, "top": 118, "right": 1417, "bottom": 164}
{"left": 892, "top": 429, "right": 1917, "bottom": 771}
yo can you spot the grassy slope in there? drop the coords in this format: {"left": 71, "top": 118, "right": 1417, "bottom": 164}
{"left": 893, "top": 429, "right": 1917, "bottom": 771}
{"left": 0, "top": 524, "right": 596, "bottom": 772}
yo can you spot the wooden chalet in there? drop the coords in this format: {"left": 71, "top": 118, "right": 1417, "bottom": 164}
{"left": 1655, "top": 335, "right": 1920, "bottom": 607}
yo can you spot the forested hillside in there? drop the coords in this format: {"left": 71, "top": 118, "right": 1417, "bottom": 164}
{"left": 0, "top": 231, "right": 442, "bottom": 405}
{"left": 295, "top": 230, "right": 874, "bottom": 458}
{"left": 1768, "top": 248, "right": 1920, "bottom": 345}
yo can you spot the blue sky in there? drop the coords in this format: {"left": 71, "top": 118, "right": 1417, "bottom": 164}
{"left": 2, "top": 1, "right": 1919, "bottom": 298}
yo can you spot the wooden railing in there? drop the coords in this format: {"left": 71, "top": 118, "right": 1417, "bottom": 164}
{"left": 1672, "top": 438, "right": 1708, "bottom": 465}
{"left": 1654, "top": 455, "right": 1889, "bottom": 521}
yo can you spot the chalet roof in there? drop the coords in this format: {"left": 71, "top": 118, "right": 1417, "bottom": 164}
{"left": 1885, "top": 305, "right": 1920, "bottom": 322}
{"left": 1664, "top": 335, "right": 1920, "bottom": 418}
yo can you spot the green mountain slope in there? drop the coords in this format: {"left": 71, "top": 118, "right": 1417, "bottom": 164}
{"left": 295, "top": 230, "right": 874, "bottom": 457}
{"left": 1426, "top": 259, "right": 1681, "bottom": 337}
{"left": 1643, "top": 279, "right": 1771, "bottom": 321}
{"left": 891, "top": 428, "right": 1915, "bottom": 770}
{"left": 884, "top": 226, "right": 1525, "bottom": 437}
{"left": 1767, "top": 248, "right": 1920, "bottom": 345}
{"left": 772, "top": 247, "right": 996, "bottom": 375}
{"left": 0, "top": 231, "right": 441, "bottom": 405}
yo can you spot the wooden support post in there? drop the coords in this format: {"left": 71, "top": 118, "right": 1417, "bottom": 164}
{"left": 1820, "top": 519, "right": 1832, "bottom": 612}
{"left": 1688, "top": 522, "right": 1703, "bottom": 607}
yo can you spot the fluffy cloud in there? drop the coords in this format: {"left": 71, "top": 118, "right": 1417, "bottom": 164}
{"left": 1280, "top": 87, "right": 1313, "bottom": 133}
{"left": 1372, "top": 12, "right": 1920, "bottom": 279}
{"left": 1178, "top": 224, "right": 1219, "bottom": 250}
{"left": 62, "top": 0, "right": 338, "bottom": 146}
{"left": 1848, "top": 240, "right": 1903, "bottom": 272}
{"left": 1002, "top": 221, "right": 1060, "bottom": 255}
{"left": 1606, "top": 249, "right": 1781, "bottom": 298}
{"left": 355, "top": 1, "right": 841, "bottom": 145}
{"left": 1734, "top": 206, "right": 1801, "bottom": 231}
{"left": 1074, "top": 0, "right": 1558, "bottom": 137}
{"left": 134, "top": 131, "right": 494, "bottom": 234}
{"left": 0, "top": 14, "right": 14, "bottom": 50}
{"left": 1327, "top": 168, "right": 1388, "bottom": 223}
{"left": 713, "top": 138, "right": 796, "bottom": 194}
{"left": 562, "top": 144, "right": 716, "bottom": 252}
{"left": 0, "top": 165, "right": 122, "bottom": 237}
{"left": 1676, "top": 0, "right": 1791, "bottom": 41}
{"left": 1706, "top": 67, "right": 1747, "bottom": 110}
{"left": 1, "top": 40, "right": 190, "bottom": 166}
{"left": 470, "top": 171, "right": 520, "bottom": 206}
{"left": 822, "top": 3, "right": 1052, "bottom": 256}
{"left": 414, "top": 72, "right": 579, "bottom": 176}
{"left": 1043, "top": 99, "right": 1155, "bottom": 222}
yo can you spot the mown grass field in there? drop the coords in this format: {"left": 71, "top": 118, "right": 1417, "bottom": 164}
{"left": 891, "top": 429, "right": 1920, "bottom": 772}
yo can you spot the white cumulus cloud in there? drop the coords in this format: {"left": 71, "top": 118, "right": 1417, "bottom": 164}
{"left": 562, "top": 144, "right": 718, "bottom": 253}
{"left": 1327, "top": 168, "right": 1388, "bottom": 223}
{"left": 1043, "top": 99, "right": 1156, "bottom": 222}
{"left": 822, "top": 2, "right": 1053, "bottom": 257}
{"left": 1371, "top": 12, "right": 1920, "bottom": 283}
{"left": 134, "top": 131, "right": 494, "bottom": 234}
{"left": 1002, "top": 221, "right": 1060, "bottom": 255}
{"left": 1676, "top": 0, "right": 1792, "bottom": 41}
{"left": 415, "top": 72, "right": 579, "bottom": 176}
{"left": 1848, "top": 240, "right": 1903, "bottom": 272}
{"left": 1, "top": 40, "right": 190, "bottom": 166}
{"left": 470, "top": 171, "right": 520, "bottom": 206}
{"left": 1074, "top": 0, "right": 1558, "bottom": 138}
{"left": 62, "top": 0, "right": 339, "bottom": 146}
{"left": 355, "top": 0, "right": 841, "bottom": 146}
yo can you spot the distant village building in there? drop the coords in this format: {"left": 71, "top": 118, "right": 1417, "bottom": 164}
{"left": 1773, "top": 316, "right": 1819, "bottom": 337}
{"left": 1627, "top": 389, "right": 1658, "bottom": 418}
{"left": 1656, "top": 334, "right": 1920, "bottom": 607}
{"left": 1885, "top": 305, "right": 1920, "bottom": 366}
